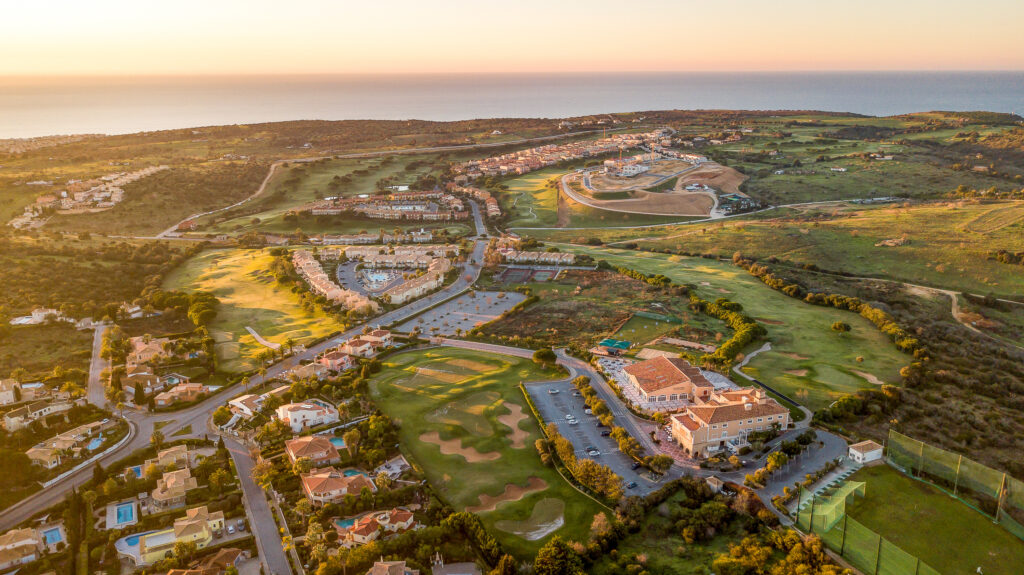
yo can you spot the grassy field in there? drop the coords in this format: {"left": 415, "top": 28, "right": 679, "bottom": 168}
{"left": 481, "top": 270, "right": 731, "bottom": 350}
{"left": 843, "top": 465, "right": 1024, "bottom": 575}
{"left": 526, "top": 201, "right": 1024, "bottom": 298}
{"left": 0, "top": 323, "right": 92, "bottom": 381}
{"left": 613, "top": 314, "right": 681, "bottom": 345}
{"left": 162, "top": 248, "right": 337, "bottom": 372}
{"left": 549, "top": 246, "right": 910, "bottom": 410}
{"left": 367, "top": 347, "right": 598, "bottom": 557}
{"left": 501, "top": 168, "right": 561, "bottom": 228}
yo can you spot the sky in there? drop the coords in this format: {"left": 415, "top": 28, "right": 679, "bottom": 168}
{"left": 2, "top": 0, "right": 1022, "bottom": 75}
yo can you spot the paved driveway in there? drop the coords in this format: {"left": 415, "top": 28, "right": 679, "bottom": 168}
{"left": 225, "top": 437, "right": 293, "bottom": 575}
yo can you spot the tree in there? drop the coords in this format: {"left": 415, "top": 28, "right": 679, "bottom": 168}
{"left": 342, "top": 428, "right": 361, "bottom": 458}
{"left": 172, "top": 540, "right": 197, "bottom": 565}
{"left": 534, "top": 536, "right": 583, "bottom": 575}
{"left": 252, "top": 460, "right": 275, "bottom": 489}
{"left": 102, "top": 477, "right": 119, "bottom": 498}
{"left": 134, "top": 382, "right": 146, "bottom": 405}
{"left": 144, "top": 463, "right": 162, "bottom": 481}
{"left": 295, "top": 499, "right": 313, "bottom": 527}
{"left": 831, "top": 321, "right": 851, "bottom": 333}
{"left": 150, "top": 429, "right": 165, "bottom": 451}
{"left": 532, "top": 348, "right": 557, "bottom": 367}
{"left": 292, "top": 457, "right": 313, "bottom": 476}
{"left": 212, "top": 406, "right": 233, "bottom": 427}
{"left": 488, "top": 555, "right": 517, "bottom": 575}
{"left": 209, "top": 468, "right": 231, "bottom": 495}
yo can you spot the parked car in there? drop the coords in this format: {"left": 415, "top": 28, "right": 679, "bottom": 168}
{"left": 548, "top": 389, "right": 559, "bottom": 394}
{"left": 587, "top": 449, "right": 601, "bottom": 456}
{"left": 228, "top": 525, "right": 235, "bottom": 535}
{"left": 568, "top": 419, "right": 579, "bottom": 425}
{"left": 600, "top": 430, "right": 611, "bottom": 436}
{"left": 237, "top": 520, "right": 246, "bottom": 531}
{"left": 627, "top": 481, "right": 638, "bottom": 489}
{"left": 584, "top": 409, "right": 593, "bottom": 415}
{"left": 565, "top": 414, "right": 575, "bottom": 420}
{"left": 631, "top": 461, "right": 643, "bottom": 470}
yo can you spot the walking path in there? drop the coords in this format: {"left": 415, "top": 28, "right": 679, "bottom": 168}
{"left": 246, "top": 326, "right": 281, "bottom": 350}
{"left": 87, "top": 323, "right": 110, "bottom": 408}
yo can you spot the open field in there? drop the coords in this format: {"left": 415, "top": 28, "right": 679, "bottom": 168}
{"left": 366, "top": 347, "right": 596, "bottom": 557}
{"left": 162, "top": 248, "right": 336, "bottom": 372}
{"left": 612, "top": 314, "right": 681, "bottom": 345}
{"left": 500, "top": 168, "right": 561, "bottom": 228}
{"left": 0, "top": 323, "right": 92, "bottom": 381}
{"left": 547, "top": 246, "right": 909, "bottom": 410}
{"left": 844, "top": 465, "right": 1024, "bottom": 575}
{"left": 526, "top": 201, "right": 1024, "bottom": 298}
{"left": 480, "top": 269, "right": 731, "bottom": 350}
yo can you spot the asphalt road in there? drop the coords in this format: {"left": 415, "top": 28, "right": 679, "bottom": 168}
{"left": 225, "top": 436, "right": 293, "bottom": 575}
{"left": 87, "top": 324, "right": 110, "bottom": 408}
{"left": 525, "top": 378, "right": 660, "bottom": 495}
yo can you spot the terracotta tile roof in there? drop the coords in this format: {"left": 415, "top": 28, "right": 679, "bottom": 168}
{"left": 302, "top": 468, "right": 375, "bottom": 496}
{"left": 671, "top": 413, "right": 701, "bottom": 431}
{"left": 285, "top": 435, "right": 339, "bottom": 460}
{"left": 687, "top": 400, "right": 788, "bottom": 425}
{"left": 622, "top": 356, "right": 714, "bottom": 393}
{"left": 849, "top": 440, "right": 883, "bottom": 454}
{"left": 349, "top": 515, "right": 379, "bottom": 537}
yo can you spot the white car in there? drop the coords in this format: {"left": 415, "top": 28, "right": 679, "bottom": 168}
{"left": 228, "top": 525, "right": 235, "bottom": 535}
{"left": 584, "top": 409, "right": 593, "bottom": 415}
{"left": 565, "top": 414, "right": 575, "bottom": 420}
{"left": 587, "top": 449, "right": 601, "bottom": 456}
{"left": 548, "top": 389, "right": 559, "bottom": 394}
{"left": 568, "top": 420, "right": 579, "bottom": 426}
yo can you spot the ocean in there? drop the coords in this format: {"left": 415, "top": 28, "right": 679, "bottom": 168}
{"left": 1, "top": 72, "right": 1022, "bottom": 139}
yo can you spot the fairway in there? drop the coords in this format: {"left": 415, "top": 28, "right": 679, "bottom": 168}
{"left": 552, "top": 245, "right": 909, "bottom": 410}
{"left": 844, "top": 465, "right": 1024, "bottom": 575}
{"left": 367, "top": 347, "right": 598, "bottom": 557}
{"left": 613, "top": 314, "right": 679, "bottom": 345}
{"left": 162, "top": 248, "right": 337, "bottom": 372}
{"left": 502, "top": 168, "right": 561, "bottom": 227}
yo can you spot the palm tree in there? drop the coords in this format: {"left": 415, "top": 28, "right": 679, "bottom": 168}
{"left": 285, "top": 338, "right": 296, "bottom": 355}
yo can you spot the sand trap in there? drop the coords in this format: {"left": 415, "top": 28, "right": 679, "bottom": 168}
{"left": 415, "top": 367, "right": 466, "bottom": 383}
{"left": 496, "top": 402, "right": 530, "bottom": 448}
{"left": 785, "top": 369, "right": 809, "bottom": 377}
{"left": 756, "top": 317, "right": 785, "bottom": 325}
{"left": 780, "top": 352, "right": 810, "bottom": 360}
{"left": 852, "top": 370, "right": 885, "bottom": 385}
{"left": 419, "top": 431, "right": 501, "bottom": 463}
{"left": 466, "top": 477, "right": 548, "bottom": 513}
{"left": 495, "top": 498, "right": 565, "bottom": 541}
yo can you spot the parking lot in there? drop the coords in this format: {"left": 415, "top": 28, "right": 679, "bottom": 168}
{"left": 395, "top": 290, "right": 526, "bottom": 336}
{"left": 525, "top": 378, "right": 662, "bottom": 495}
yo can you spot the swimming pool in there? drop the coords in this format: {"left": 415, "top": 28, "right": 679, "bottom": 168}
{"left": 116, "top": 503, "right": 135, "bottom": 525}
{"left": 329, "top": 437, "right": 346, "bottom": 449}
{"left": 342, "top": 469, "right": 367, "bottom": 477}
{"left": 334, "top": 518, "right": 355, "bottom": 529}
{"left": 127, "top": 465, "right": 143, "bottom": 478}
{"left": 124, "top": 530, "right": 155, "bottom": 547}
{"left": 87, "top": 434, "right": 104, "bottom": 451}
{"left": 42, "top": 528, "right": 63, "bottom": 545}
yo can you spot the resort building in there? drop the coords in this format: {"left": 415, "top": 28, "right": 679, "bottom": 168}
{"left": 285, "top": 435, "right": 341, "bottom": 467}
{"left": 0, "top": 528, "right": 42, "bottom": 571}
{"left": 293, "top": 250, "right": 379, "bottom": 312}
{"left": 154, "top": 382, "right": 209, "bottom": 407}
{"left": 669, "top": 387, "right": 790, "bottom": 458}
{"left": 381, "top": 257, "right": 451, "bottom": 305}
{"left": 338, "top": 508, "right": 416, "bottom": 548}
{"left": 133, "top": 506, "right": 225, "bottom": 565}
{"left": 300, "top": 467, "right": 376, "bottom": 506}
{"left": 339, "top": 338, "right": 375, "bottom": 358}
{"left": 318, "top": 350, "right": 354, "bottom": 371}
{"left": 276, "top": 399, "right": 339, "bottom": 433}
{"left": 362, "top": 329, "right": 393, "bottom": 348}
{"left": 622, "top": 356, "right": 715, "bottom": 407}
{"left": 150, "top": 468, "right": 199, "bottom": 510}
{"left": 367, "top": 561, "right": 419, "bottom": 575}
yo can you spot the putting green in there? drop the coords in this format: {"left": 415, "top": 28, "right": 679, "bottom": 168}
{"left": 494, "top": 497, "right": 566, "bottom": 541}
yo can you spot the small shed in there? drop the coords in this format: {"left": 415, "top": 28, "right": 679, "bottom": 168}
{"left": 848, "top": 440, "right": 884, "bottom": 464}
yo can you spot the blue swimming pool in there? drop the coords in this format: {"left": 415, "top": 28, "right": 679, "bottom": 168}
{"left": 342, "top": 469, "right": 367, "bottom": 477}
{"left": 127, "top": 465, "right": 143, "bottom": 478}
{"left": 87, "top": 434, "right": 104, "bottom": 451}
{"left": 42, "top": 528, "right": 63, "bottom": 545}
{"left": 334, "top": 518, "right": 355, "bottom": 529}
{"left": 329, "top": 437, "right": 346, "bottom": 449}
{"left": 116, "top": 503, "right": 135, "bottom": 525}
{"left": 124, "top": 530, "right": 155, "bottom": 547}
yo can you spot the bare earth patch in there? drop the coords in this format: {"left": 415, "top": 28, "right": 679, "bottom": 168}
{"left": 780, "top": 352, "right": 810, "bottom": 360}
{"left": 466, "top": 476, "right": 548, "bottom": 513}
{"left": 851, "top": 370, "right": 885, "bottom": 385}
{"left": 756, "top": 317, "right": 785, "bottom": 325}
{"left": 419, "top": 431, "right": 502, "bottom": 462}
{"left": 415, "top": 367, "right": 466, "bottom": 383}
{"left": 496, "top": 402, "right": 530, "bottom": 448}
{"left": 445, "top": 358, "right": 492, "bottom": 372}
{"left": 495, "top": 497, "right": 566, "bottom": 540}
{"left": 785, "top": 369, "right": 809, "bottom": 377}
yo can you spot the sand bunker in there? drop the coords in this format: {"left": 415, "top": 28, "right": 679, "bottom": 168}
{"left": 852, "top": 370, "right": 885, "bottom": 385}
{"left": 419, "top": 431, "right": 501, "bottom": 463}
{"left": 780, "top": 352, "right": 810, "bottom": 360}
{"left": 466, "top": 477, "right": 548, "bottom": 513}
{"left": 756, "top": 317, "right": 785, "bottom": 325}
{"left": 785, "top": 369, "right": 809, "bottom": 377}
{"left": 496, "top": 402, "right": 530, "bottom": 448}
{"left": 495, "top": 498, "right": 565, "bottom": 541}
{"left": 416, "top": 367, "right": 467, "bottom": 383}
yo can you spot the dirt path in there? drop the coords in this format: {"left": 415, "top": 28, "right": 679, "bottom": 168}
{"left": 465, "top": 476, "right": 548, "bottom": 512}
{"left": 419, "top": 431, "right": 501, "bottom": 462}
{"left": 245, "top": 326, "right": 281, "bottom": 350}
{"left": 496, "top": 402, "right": 530, "bottom": 448}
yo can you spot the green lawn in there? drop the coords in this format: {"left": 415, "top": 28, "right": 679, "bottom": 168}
{"left": 162, "top": 248, "right": 337, "bottom": 372}
{"left": 843, "top": 465, "right": 1024, "bottom": 575}
{"left": 552, "top": 245, "right": 910, "bottom": 410}
{"left": 367, "top": 347, "right": 599, "bottom": 557}
{"left": 501, "top": 168, "right": 561, "bottom": 228}
{"left": 613, "top": 314, "right": 681, "bottom": 345}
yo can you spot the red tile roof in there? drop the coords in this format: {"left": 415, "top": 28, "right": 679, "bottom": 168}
{"left": 622, "top": 356, "right": 714, "bottom": 393}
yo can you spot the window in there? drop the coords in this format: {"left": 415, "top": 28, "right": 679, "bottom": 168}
{"left": 711, "top": 424, "right": 717, "bottom": 429}
{"left": 757, "top": 418, "right": 763, "bottom": 422}
{"left": 721, "top": 431, "right": 727, "bottom": 438}
{"left": 767, "top": 416, "right": 773, "bottom": 421}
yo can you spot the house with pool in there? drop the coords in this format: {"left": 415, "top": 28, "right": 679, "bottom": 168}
{"left": 275, "top": 399, "right": 339, "bottom": 433}
{"left": 26, "top": 419, "right": 116, "bottom": 469}
{"left": 116, "top": 505, "right": 224, "bottom": 565}
{"left": 285, "top": 435, "right": 340, "bottom": 467}
{"left": 300, "top": 467, "right": 375, "bottom": 506}
{"left": 0, "top": 528, "right": 42, "bottom": 571}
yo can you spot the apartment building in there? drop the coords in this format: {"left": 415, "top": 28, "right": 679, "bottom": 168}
{"left": 670, "top": 387, "right": 790, "bottom": 458}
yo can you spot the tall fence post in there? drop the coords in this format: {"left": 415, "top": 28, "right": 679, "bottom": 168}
{"left": 840, "top": 512, "right": 848, "bottom": 555}
{"left": 874, "top": 533, "right": 883, "bottom": 575}
{"left": 916, "top": 440, "right": 925, "bottom": 477}
{"left": 953, "top": 454, "right": 963, "bottom": 496}
{"left": 808, "top": 492, "right": 816, "bottom": 534}
{"left": 996, "top": 473, "right": 1008, "bottom": 523}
